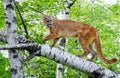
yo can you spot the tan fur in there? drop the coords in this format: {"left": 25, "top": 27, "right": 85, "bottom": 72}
{"left": 42, "top": 15, "right": 117, "bottom": 64}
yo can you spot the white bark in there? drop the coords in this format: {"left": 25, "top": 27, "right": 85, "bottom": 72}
{"left": 40, "top": 44, "right": 120, "bottom": 78}
{"left": 3, "top": 0, "right": 23, "bottom": 78}
{"left": 0, "top": 30, "right": 7, "bottom": 42}
{"left": 56, "top": 63, "right": 63, "bottom": 78}
{"left": 0, "top": 43, "right": 37, "bottom": 50}
{"left": 56, "top": 15, "right": 65, "bottom": 78}
{"left": 0, "top": 43, "right": 119, "bottom": 78}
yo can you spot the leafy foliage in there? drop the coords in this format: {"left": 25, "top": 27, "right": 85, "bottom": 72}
{"left": 0, "top": 53, "right": 10, "bottom": 78}
{"left": 0, "top": 1, "right": 5, "bottom": 29}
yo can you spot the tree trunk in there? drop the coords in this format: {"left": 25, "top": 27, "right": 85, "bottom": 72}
{"left": 3, "top": 0, "right": 23, "bottom": 78}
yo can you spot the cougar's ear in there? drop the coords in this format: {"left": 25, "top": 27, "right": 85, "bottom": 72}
{"left": 42, "top": 15, "right": 47, "bottom": 20}
{"left": 48, "top": 15, "right": 52, "bottom": 20}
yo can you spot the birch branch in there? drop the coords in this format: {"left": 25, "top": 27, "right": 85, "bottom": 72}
{"left": 0, "top": 43, "right": 37, "bottom": 50}
{"left": 0, "top": 43, "right": 119, "bottom": 78}
{"left": 38, "top": 44, "right": 120, "bottom": 78}
{"left": 0, "top": 29, "right": 28, "bottom": 44}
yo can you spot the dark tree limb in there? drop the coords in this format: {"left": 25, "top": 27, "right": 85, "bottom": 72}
{"left": 65, "top": 0, "right": 76, "bottom": 9}
{"left": 13, "top": 1, "right": 28, "bottom": 36}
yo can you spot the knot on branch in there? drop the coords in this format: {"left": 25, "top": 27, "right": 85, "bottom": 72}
{"left": 26, "top": 44, "right": 41, "bottom": 60}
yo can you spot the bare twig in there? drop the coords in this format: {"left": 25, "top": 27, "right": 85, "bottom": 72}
{"left": 24, "top": 2, "right": 45, "bottom": 16}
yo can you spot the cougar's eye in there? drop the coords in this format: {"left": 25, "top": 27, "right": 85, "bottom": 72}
{"left": 46, "top": 20, "right": 50, "bottom": 22}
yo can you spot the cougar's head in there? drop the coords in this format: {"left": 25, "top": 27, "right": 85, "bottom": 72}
{"left": 42, "top": 15, "right": 54, "bottom": 28}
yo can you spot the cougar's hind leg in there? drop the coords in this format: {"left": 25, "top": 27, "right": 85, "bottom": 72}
{"left": 77, "top": 35, "right": 90, "bottom": 58}
{"left": 87, "top": 43, "right": 97, "bottom": 61}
